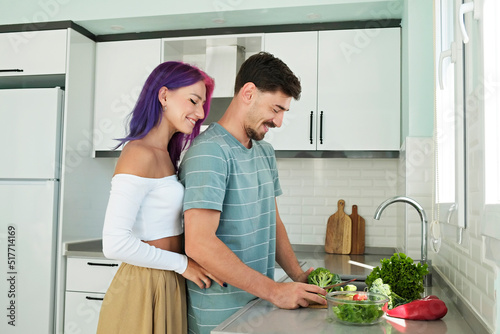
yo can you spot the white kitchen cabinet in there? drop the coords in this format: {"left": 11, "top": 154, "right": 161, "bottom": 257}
{"left": 318, "top": 28, "right": 400, "bottom": 150}
{"left": 93, "top": 39, "right": 161, "bottom": 153}
{"left": 66, "top": 257, "right": 121, "bottom": 293}
{"left": 264, "top": 28, "right": 401, "bottom": 151}
{"left": 264, "top": 31, "right": 318, "bottom": 150}
{"left": 64, "top": 257, "right": 120, "bottom": 334}
{"left": 64, "top": 292, "right": 106, "bottom": 334}
{"left": 0, "top": 30, "right": 67, "bottom": 76}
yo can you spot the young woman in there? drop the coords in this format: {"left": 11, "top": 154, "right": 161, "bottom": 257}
{"left": 97, "top": 61, "right": 222, "bottom": 334}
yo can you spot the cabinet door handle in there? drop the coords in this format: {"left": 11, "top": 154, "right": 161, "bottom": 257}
{"left": 309, "top": 111, "right": 314, "bottom": 144}
{"left": 0, "top": 69, "right": 24, "bottom": 73}
{"left": 85, "top": 296, "right": 104, "bottom": 301}
{"left": 319, "top": 111, "right": 324, "bottom": 145}
{"left": 87, "top": 262, "right": 119, "bottom": 267}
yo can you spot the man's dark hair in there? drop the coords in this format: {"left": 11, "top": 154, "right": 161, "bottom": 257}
{"left": 234, "top": 52, "right": 301, "bottom": 100}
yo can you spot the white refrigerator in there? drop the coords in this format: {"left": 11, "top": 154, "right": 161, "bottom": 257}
{"left": 0, "top": 88, "right": 64, "bottom": 333}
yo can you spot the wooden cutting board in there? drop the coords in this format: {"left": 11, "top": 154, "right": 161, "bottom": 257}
{"left": 307, "top": 302, "right": 327, "bottom": 309}
{"left": 325, "top": 200, "right": 352, "bottom": 254}
{"left": 349, "top": 205, "right": 365, "bottom": 255}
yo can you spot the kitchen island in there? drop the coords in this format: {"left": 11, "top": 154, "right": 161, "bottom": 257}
{"left": 212, "top": 248, "right": 476, "bottom": 334}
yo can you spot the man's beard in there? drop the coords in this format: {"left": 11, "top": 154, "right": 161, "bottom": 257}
{"left": 245, "top": 122, "right": 275, "bottom": 141}
{"left": 245, "top": 127, "right": 264, "bottom": 141}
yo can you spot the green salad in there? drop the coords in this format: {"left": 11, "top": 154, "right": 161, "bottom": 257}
{"left": 331, "top": 303, "right": 384, "bottom": 324}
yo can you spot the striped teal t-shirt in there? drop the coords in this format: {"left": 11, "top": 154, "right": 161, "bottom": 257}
{"left": 179, "top": 123, "right": 282, "bottom": 334}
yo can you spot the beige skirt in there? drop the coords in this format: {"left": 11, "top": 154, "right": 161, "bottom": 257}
{"left": 96, "top": 263, "right": 187, "bottom": 334}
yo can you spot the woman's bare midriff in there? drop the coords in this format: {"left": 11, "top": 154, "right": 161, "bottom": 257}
{"left": 143, "top": 235, "right": 183, "bottom": 254}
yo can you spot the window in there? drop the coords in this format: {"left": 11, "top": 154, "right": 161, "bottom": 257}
{"left": 435, "top": 0, "right": 465, "bottom": 229}
{"left": 483, "top": 0, "right": 500, "bottom": 206}
{"left": 436, "top": 0, "right": 455, "bottom": 204}
{"left": 482, "top": 0, "right": 500, "bottom": 240}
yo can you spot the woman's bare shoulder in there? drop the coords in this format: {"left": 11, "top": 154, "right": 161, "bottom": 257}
{"left": 114, "top": 141, "right": 157, "bottom": 177}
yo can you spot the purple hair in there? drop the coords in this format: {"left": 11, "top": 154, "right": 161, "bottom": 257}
{"left": 116, "top": 61, "right": 214, "bottom": 171}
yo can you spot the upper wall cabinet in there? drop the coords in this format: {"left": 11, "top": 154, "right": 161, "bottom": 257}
{"left": 93, "top": 39, "right": 161, "bottom": 153}
{"left": 0, "top": 30, "right": 67, "bottom": 76}
{"left": 264, "top": 31, "right": 318, "bottom": 150}
{"left": 264, "top": 28, "right": 401, "bottom": 151}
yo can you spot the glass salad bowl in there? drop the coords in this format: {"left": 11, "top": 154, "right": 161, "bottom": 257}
{"left": 326, "top": 291, "right": 388, "bottom": 325}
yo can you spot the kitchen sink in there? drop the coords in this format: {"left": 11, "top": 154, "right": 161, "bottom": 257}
{"left": 274, "top": 267, "right": 368, "bottom": 291}
{"left": 343, "top": 280, "right": 367, "bottom": 291}
{"left": 339, "top": 275, "right": 367, "bottom": 291}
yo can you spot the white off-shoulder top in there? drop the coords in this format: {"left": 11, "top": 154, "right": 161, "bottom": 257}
{"left": 102, "top": 173, "right": 187, "bottom": 274}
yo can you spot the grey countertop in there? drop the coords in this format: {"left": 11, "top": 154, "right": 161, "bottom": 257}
{"left": 213, "top": 250, "right": 475, "bottom": 334}
{"left": 64, "top": 238, "right": 104, "bottom": 258}
{"left": 63, "top": 240, "right": 477, "bottom": 333}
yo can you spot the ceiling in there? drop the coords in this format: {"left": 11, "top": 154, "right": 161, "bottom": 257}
{"left": 0, "top": 1, "right": 404, "bottom": 36}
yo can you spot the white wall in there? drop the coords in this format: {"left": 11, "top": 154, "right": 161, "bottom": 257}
{"left": 398, "top": 137, "right": 434, "bottom": 260}
{"left": 401, "top": 0, "right": 434, "bottom": 139}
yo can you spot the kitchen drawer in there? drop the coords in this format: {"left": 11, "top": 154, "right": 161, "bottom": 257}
{"left": 66, "top": 257, "right": 120, "bottom": 293}
{"left": 64, "top": 291, "right": 104, "bottom": 334}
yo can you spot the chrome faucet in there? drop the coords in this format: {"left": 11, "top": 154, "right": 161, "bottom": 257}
{"left": 374, "top": 196, "right": 432, "bottom": 286}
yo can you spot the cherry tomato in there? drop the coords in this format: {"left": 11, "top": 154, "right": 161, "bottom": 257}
{"left": 353, "top": 294, "right": 368, "bottom": 301}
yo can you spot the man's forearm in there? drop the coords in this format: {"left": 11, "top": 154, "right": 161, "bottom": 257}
{"left": 275, "top": 216, "right": 304, "bottom": 282}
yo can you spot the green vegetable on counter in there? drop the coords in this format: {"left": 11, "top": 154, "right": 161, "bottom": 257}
{"left": 368, "top": 278, "right": 410, "bottom": 309}
{"left": 331, "top": 303, "right": 384, "bottom": 324}
{"left": 366, "top": 253, "right": 428, "bottom": 301}
{"left": 307, "top": 267, "right": 341, "bottom": 292}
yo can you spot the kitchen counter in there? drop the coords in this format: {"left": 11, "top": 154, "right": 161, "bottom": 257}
{"left": 64, "top": 238, "right": 104, "bottom": 258}
{"left": 63, "top": 241, "right": 478, "bottom": 333}
{"left": 213, "top": 250, "right": 476, "bottom": 334}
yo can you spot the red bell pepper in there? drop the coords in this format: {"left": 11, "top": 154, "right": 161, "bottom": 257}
{"left": 383, "top": 295, "right": 448, "bottom": 320}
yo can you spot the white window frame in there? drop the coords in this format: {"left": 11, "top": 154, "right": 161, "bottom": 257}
{"left": 435, "top": 0, "right": 466, "bottom": 230}
{"left": 482, "top": 0, "right": 500, "bottom": 239}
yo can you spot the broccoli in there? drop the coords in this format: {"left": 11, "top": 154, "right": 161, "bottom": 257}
{"left": 368, "top": 278, "right": 411, "bottom": 309}
{"left": 307, "top": 267, "right": 341, "bottom": 292}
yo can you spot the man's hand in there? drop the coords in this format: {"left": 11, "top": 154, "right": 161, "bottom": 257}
{"left": 292, "top": 266, "right": 315, "bottom": 283}
{"left": 267, "top": 281, "right": 327, "bottom": 309}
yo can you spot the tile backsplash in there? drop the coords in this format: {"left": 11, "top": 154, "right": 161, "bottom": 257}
{"left": 276, "top": 158, "right": 399, "bottom": 247}
{"left": 398, "top": 137, "right": 434, "bottom": 261}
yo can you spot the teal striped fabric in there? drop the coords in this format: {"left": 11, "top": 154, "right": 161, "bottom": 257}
{"left": 179, "top": 123, "right": 282, "bottom": 334}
